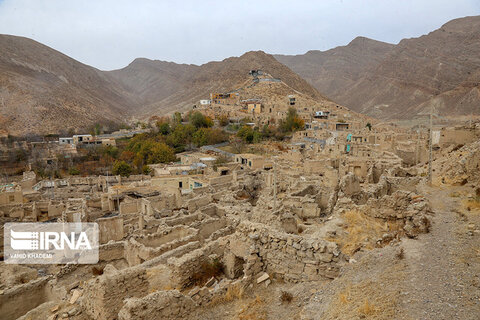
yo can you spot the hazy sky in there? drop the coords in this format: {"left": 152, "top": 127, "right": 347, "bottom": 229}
{"left": 0, "top": 0, "right": 479, "bottom": 70}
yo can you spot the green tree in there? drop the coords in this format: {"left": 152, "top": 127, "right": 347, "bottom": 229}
{"left": 237, "top": 125, "right": 262, "bottom": 144}
{"left": 172, "top": 112, "right": 182, "bottom": 125}
{"left": 189, "top": 111, "right": 213, "bottom": 128}
{"left": 156, "top": 121, "right": 171, "bottom": 135}
{"left": 101, "top": 146, "right": 119, "bottom": 159}
{"left": 166, "top": 124, "right": 196, "bottom": 151}
{"left": 146, "top": 142, "right": 176, "bottom": 164}
{"left": 193, "top": 127, "right": 228, "bottom": 147}
{"left": 113, "top": 160, "right": 132, "bottom": 177}
{"left": 366, "top": 122, "right": 372, "bottom": 131}
{"left": 280, "top": 107, "right": 304, "bottom": 133}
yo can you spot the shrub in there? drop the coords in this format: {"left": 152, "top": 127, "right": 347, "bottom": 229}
{"left": 396, "top": 248, "right": 405, "bottom": 260}
{"left": 156, "top": 122, "right": 171, "bottom": 135}
{"left": 68, "top": 167, "right": 81, "bottom": 176}
{"left": 189, "top": 111, "right": 213, "bottom": 128}
{"left": 142, "top": 165, "right": 152, "bottom": 175}
{"left": 237, "top": 125, "right": 262, "bottom": 144}
{"left": 112, "top": 160, "right": 132, "bottom": 177}
{"left": 218, "top": 114, "right": 230, "bottom": 126}
{"left": 280, "top": 291, "right": 293, "bottom": 303}
{"left": 279, "top": 107, "right": 304, "bottom": 133}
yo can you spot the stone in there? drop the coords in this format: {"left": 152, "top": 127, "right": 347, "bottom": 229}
{"left": 205, "top": 277, "right": 215, "bottom": 287}
{"left": 188, "top": 286, "right": 200, "bottom": 297}
{"left": 69, "top": 289, "right": 82, "bottom": 304}
{"left": 256, "top": 272, "right": 270, "bottom": 284}
{"left": 67, "top": 308, "right": 79, "bottom": 316}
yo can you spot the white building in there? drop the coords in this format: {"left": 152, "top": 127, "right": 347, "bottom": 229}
{"left": 59, "top": 137, "right": 74, "bottom": 145}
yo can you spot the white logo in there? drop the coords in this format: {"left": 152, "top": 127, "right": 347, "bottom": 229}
{"left": 4, "top": 223, "right": 99, "bottom": 264}
{"left": 10, "top": 229, "right": 92, "bottom": 250}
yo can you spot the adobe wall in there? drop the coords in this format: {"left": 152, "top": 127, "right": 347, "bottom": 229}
{"left": 81, "top": 266, "right": 148, "bottom": 320}
{"left": 0, "top": 277, "right": 51, "bottom": 320}
{"left": 118, "top": 290, "right": 195, "bottom": 320}
{"left": 119, "top": 200, "right": 139, "bottom": 215}
{"left": 186, "top": 194, "right": 212, "bottom": 212}
{"left": 97, "top": 215, "right": 124, "bottom": 244}
{"left": 125, "top": 226, "right": 198, "bottom": 266}
{"left": 438, "top": 127, "right": 477, "bottom": 148}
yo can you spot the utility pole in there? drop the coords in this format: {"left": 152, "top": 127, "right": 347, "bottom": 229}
{"left": 427, "top": 105, "right": 433, "bottom": 186}
{"left": 116, "top": 189, "right": 120, "bottom": 213}
{"left": 273, "top": 157, "right": 277, "bottom": 211}
{"left": 416, "top": 127, "right": 420, "bottom": 165}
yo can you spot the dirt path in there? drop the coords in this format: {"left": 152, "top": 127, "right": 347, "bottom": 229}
{"left": 397, "top": 184, "right": 480, "bottom": 320}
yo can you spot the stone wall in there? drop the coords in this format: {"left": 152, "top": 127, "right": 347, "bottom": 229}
{"left": 118, "top": 290, "right": 195, "bottom": 320}
{"left": 167, "top": 240, "right": 224, "bottom": 289}
{"left": 0, "top": 277, "right": 51, "bottom": 320}
{"left": 227, "top": 222, "right": 343, "bottom": 283}
{"left": 81, "top": 266, "right": 148, "bottom": 320}
{"left": 186, "top": 195, "right": 212, "bottom": 212}
{"left": 119, "top": 201, "right": 139, "bottom": 214}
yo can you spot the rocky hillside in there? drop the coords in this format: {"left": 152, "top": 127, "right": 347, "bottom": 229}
{"left": 108, "top": 51, "right": 327, "bottom": 116}
{"left": 275, "top": 37, "right": 394, "bottom": 104}
{"left": 276, "top": 15, "right": 480, "bottom": 120}
{"left": 0, "top": 35, "right": 328, "bottom": 135}
{"left": 0, "top": 34, "right": 135, "bottom": 136}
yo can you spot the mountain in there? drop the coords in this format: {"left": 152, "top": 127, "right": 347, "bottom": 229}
{"left": 275, "top": 15, "right": 480, "bottom": 120}
{"left": 0, "top": 34, "right": 134, "bottom": 136}
{"left": 0, "top": 34, "right": 328, "bottom": 136}
{"left": 275, "top": 37, "right": 394, "bottom": 103}
{"left": 108, "top": 51, "right": 327, "bottom": 116}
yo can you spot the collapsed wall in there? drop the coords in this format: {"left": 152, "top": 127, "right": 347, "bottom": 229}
{"left": 226, "top": 221, "right": 344, "bottom": 282}
{"left": 81, "top": 266, "right": 149, "bottom": 320}
{"left": 118, "top": 290, "right": 195, "bottom": 320}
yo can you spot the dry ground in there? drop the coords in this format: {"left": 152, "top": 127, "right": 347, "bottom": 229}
{"left": 189, "top": 182, "right": 480, "bottom": 320}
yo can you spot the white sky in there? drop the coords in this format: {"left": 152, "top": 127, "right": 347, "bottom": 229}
{"left": 0, "top": 0, "right": 479, "bottom": 70}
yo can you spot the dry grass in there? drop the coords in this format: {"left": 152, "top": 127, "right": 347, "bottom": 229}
{"left": 209, "top": 283, "right": 244, "bottom": 306}
{"left": 238, "top": 295, "right": 267, "bottom": 320}
{"left": 338, "top": 286, "right": 351, "bottom": 304}
{"left": 225, "top": 283, "right": 245, "bottom": 302}
{"left": 463, "top": 198, "right": 480, "bottom": 213}
{"left": 280, "top": 291, "right": 293, "bottom": 304}
{"left": 91, "top": 266, "right": 104, "bottom": 276}
{"left": 395, "top": 248, "right": 405, "bottom": 260}
{"left": 325, "top": 278, "right": 399, "bottom": 320}
{"left": 330, "top": 210, "right": 396, "bottom": 255}
{"left": 358, "top": 298, "right": 377, "bottom": 316}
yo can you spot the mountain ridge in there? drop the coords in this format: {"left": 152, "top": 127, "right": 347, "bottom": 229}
{"left": 275, "top": 15, "right": 480, "bottom": 120}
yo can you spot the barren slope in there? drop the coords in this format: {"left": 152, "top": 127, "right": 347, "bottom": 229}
{"left": 276, "top": 16, "right": 480, "bottom": 120}
{"left": 109, "top": 51, "right": 327, "bottom": 116}
{"left": 275, "top": 37, "right": 394, "bottom": 102}
{"left": 0, "top": 34, "right": 134, "bottom": 135}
